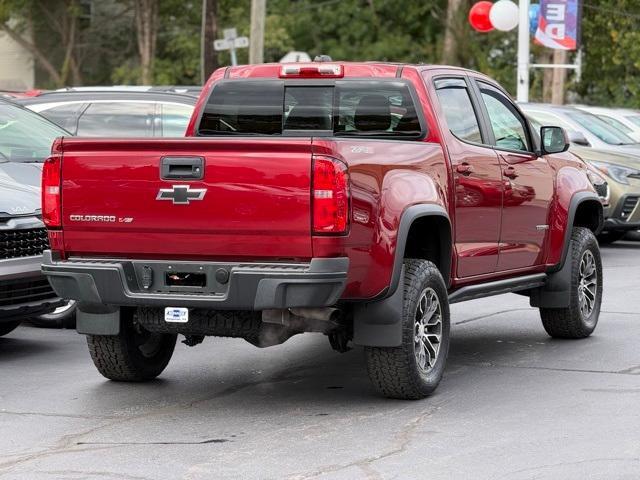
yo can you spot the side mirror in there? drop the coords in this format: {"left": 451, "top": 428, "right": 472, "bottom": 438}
{"left": 567, "top": 129, "right": 590, "bottom": 146}
{"left": 540, "top": 126, "right": 570, "bottom": 154}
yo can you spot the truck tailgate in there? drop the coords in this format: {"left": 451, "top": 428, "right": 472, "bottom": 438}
{"left": 59, "top": 138, "right": 313, "bottom": 259}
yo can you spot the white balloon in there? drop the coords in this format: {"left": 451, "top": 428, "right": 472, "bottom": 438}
{"left": 489, "top": 0, "right": 520, "bottom": 31}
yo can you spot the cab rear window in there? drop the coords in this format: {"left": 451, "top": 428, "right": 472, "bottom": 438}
{"left": 196, "top": 80, "right": 424, "bottom": 139}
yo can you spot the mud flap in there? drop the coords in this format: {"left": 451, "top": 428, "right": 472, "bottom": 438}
{"left": 352, "top": 266, "right": 404, "bottom": 347}
{"left": 76, "top": 306, "right": 121, "bottom": 335}
{"left": 529, "top": 253, "right": 572, "bottom": 309}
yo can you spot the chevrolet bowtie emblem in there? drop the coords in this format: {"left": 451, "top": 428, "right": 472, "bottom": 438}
{"left": 156, "top": 185, "right": 207, "bottom": 205}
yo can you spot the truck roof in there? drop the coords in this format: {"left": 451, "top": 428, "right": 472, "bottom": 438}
{"left": 221, "top": 62, "right": 482, "bottom": 80}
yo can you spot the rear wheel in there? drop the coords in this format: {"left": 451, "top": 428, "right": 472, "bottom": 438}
{"left": 540, "top": 227, "right": 602, "bottom": 338}
{"left": 365, "top": 259, "right": 450, "bottom": 400}
{"left": 86, "top": 308, "right": 177, "bottom": 381}
{"left": 0, "top": 321, "right": 21, "bottom": 337}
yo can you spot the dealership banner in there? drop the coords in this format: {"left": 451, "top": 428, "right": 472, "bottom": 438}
{"left": 535, "top": 0, "right": 581, "bottom": 50}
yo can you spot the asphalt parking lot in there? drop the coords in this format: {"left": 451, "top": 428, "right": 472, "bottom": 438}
{"left": 1, "top": 242, "right": 639, "bottom": 480}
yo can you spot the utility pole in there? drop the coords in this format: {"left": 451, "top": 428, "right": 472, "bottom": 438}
{"left": 249, "top": 0, "right": 266, "bottom": 64}
{"left": 516, "top": 0, "right": 530, "bottom": 102}
{"left": 200, "top": 0, "right": 218, "bottom": 84}
{"left": 551, "top": 49, "right": 568, "bottom": 105}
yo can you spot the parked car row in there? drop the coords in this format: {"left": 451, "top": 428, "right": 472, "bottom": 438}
{"left": 0, "top": 100, "right": 74, "bottom": 334}
{"left": 522, "top": 103, "right": 640, "bottom": 243}
{"left": 0, "top": 88, "right": 198, "bottom": 332}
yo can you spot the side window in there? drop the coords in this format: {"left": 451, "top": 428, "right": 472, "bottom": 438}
{"left": 160, "top": 103, "right": 193, "bottom": 137}
{"left": 38, "top": 103, "right": 86, "bottom": 134}
{"left": 434, "top": 78, "right": 483, "bottom": 144}
{"left": 77, "top": 102, "right": 155, "bottom": 137}
{"left": 477, "top": 82, "right": 530, "bottom": 152}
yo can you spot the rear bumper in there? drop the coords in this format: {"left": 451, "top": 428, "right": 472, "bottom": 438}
{"left": 0, "top": 255, "right": 64, "bottom": 321}
{"left": 41, "top": 251, "right": 349, "bottom": 310}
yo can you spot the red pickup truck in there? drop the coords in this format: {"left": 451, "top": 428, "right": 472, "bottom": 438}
{"left": 41, "top": 61, "right": 603, "bottom": 399}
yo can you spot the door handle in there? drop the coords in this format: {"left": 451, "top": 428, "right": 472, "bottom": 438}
{"left": 456, "top": 163, "right": 474, "bottom": 176}
{"left": 161, "top": 156, "right": 205, "bottom": 180}
{"left": 503, "top": 166, "right": 518, "bottom": 179}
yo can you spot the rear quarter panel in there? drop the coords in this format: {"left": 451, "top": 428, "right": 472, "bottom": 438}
{"left": 313, "top": 138, "right": 450, "bottom": 299}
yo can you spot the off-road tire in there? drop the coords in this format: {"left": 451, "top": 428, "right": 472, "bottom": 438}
{"left": 365, "top": 259, "right": 450, "bottom": 400}
{"left": 540, "top": 227, "right": 602, "bottom": 339}
{"left": 86, "top": 308, "right": 177, "bottom": 381}
{"left": 597, "top": 230, "right": 626, "bottom": 245}
{"left": 0, "top": 321, "right": 21, "bottom": 337}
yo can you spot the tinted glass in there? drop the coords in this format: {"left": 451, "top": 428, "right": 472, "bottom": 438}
{"left": 38, "top": 103, "right": 86, "bottom": 134}
{"left": 0, "top": 102, "right": 67, "bottom": 163}
{"left": 77, "top": 102, "right": 155, "bottom": 137}
{"left": 160, "top": 103, "right": 193, "bottom": 136}
{"left": 334, "top": 81, "right": 422, "bottom": 137}
{"left": 434, "top": 78, "right": 482, "bottom": 143}
{"left": 199, "top": 81, "right": 284, "bottom": 135}
{"left": 479, "top": 82, "right": 529, "bottom": 151}
{"left": 565, "top": 110, "right": 636, "bottom": 145}
{"left": 284, "top": 87, "right": 333, "bottom": 130}
{"left": 197, "top": 80, "right": 422, "bottom": 138}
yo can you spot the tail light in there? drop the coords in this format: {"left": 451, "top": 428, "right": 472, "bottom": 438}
{"left": 312, "top": 156, "right": 349, "bottom": 234}
{"left": 42, "top": 155, "right": 62, "bottom": 228}
{"left": 280, "top": 63, "right": 343, "bottom": 78}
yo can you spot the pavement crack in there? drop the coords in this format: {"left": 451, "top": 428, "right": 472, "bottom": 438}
{"left": 0, "top": 410, "right": 118, "bottom": 420}
{"left": 462, "top": 362, "right": 640, "bottom": 376}
{"left": 29, "top": 469, "right": 157, "bottom": 480}
{"left": 495, "top": 456, "right": 640, "bottom": 478}
{"left": 76, "top": 438, "right": 229, "bottom": 445}
{"left": 286, "top": 403, "right": 443, "bottom": 480}
{"left": 454, "top": 308, "right": 639, "bottom": 326}
{"left": 454, "top": 308, "right": 533, "bottom": 325}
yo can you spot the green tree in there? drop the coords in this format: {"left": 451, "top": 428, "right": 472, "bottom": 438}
{"left": 575, "top": 2, "right": 640, "bottom": 107}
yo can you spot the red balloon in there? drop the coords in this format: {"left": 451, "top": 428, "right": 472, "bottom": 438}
{"left": 469, "top": 1, "right": 494, "bottom": 32}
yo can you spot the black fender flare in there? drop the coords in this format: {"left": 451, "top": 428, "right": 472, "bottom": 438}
{"left": 530, "top": 191, "right": 602, "bottom": 308}
{"left": 549, "top": 191, "right": 603, "bottom": 274}
{"left": 353, "top": 204, "right": 451, "bottom": 347}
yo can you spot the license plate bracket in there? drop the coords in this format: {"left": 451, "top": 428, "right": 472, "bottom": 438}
{"left": 165, "top": 307, "right": 189, "bottom": 323}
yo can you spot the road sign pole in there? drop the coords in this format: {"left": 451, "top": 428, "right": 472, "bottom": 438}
{"left": 516, "top": 0, "right": 530, "bottom": 103}
{"left": 230, "top": 46, "right": 238, "bottom": 66}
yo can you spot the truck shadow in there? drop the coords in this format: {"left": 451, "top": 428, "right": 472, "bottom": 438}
{"left": 83, "top": 321, "right": 586, "bottom": 416}
{"left": 0, "top": 336, "right": 58, "bottom": 360}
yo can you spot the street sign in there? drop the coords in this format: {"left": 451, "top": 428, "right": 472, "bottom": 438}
{"left": 234, "top": 37, "right": 249, "bottom": 48}
{"left": 223, "top": 28, "right": 238, "bottom": 40}
{"left": 213, "top": 27, "right": 249, "bottom": 66}
{"left": 213, "top": 37, "right": 250, "bottom": 52}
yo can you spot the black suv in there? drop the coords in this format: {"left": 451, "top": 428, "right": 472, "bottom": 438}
{"left": 0, "top": 100, "right": 72, "bottom": 335}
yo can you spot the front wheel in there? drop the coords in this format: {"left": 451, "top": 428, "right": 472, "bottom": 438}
{"left": 86, "top": 308, "right": 177, "bottom": 381}
{"left": 540, "top": 227, "right": 602, "bottom": 338}
{"left": 365, "top": 259, "right": 450, "bottom": 400}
